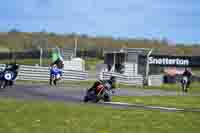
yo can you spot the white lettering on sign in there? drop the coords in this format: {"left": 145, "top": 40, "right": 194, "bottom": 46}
{"left": 148, "top": 57, "right": 189, "bottom": 66}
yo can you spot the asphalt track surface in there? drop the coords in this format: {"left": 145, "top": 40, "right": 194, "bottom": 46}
{"left": 0, "top": 83, "right": 200, "bottom": 112}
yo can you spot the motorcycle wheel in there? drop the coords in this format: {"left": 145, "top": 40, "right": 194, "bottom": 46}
{"left": 182, "top": 83, "right": 187, "bottom": 93}
{"left": 94, "top": 97, "right": 100, "bottom": 103}
{"left": 83, "top": 96, "right": 89, "bottom": 102}
{"left": 185, "top": 85, "right": 188, "bottom": 92}
{"left": 84, "top": 93, "right": 100, "bottom": 103}
{"left": 103, "top": 94, "right": 111, "bottom": 102}
{"left": 0, "top": 80, "right": 3, "bottom": 89}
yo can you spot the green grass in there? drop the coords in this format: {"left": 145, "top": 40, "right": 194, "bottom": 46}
{"left": 143, "top": 82, "right": 200, "bottom": 92}
{"left": 0, "top": 57, "right": 103, "bottom": 70}
{"left": 0, "top": 98, "right": 200, "bottom": 133}
{"left": 85, "top": 58, "right": 103, "bottom": 71}
{"left": 117, "top": 82, "right": 200, "bottom": 92}
{"left": 118, "top": 83, "right": 200, "bottom": 95}
{"left": 0, "top": 58, "right": 51, "bottom": 66}
{"left": 113, "top": 96, "right": 200, "bottom": 109}
{"left": 0, "top": 47, "right": 9, "bottom": 52}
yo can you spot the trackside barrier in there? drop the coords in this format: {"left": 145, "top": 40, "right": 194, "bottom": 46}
{"left": 148, "top": 75, "right": 163, "bottom": 86}
{"left": 0, "top": 64, "right": 162, "bottom": 86}
{"left": 0, "top": 64, "right": 88, "bottom": 81}
{"left": 99, "top": 72, "right": 144, "bottom": 86}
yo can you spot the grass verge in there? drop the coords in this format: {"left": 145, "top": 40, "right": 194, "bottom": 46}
{"left": 0, "top": 98, "right": 200, "bottom": 133}
{"left": 143, "top": 82, "right": 200, "bottom": 92}
{"left": 0, "top": 58, "right": 103, "bottom": 71}
{"left": 113, "top": 96, "right": 200, "bottom": 109}
{"left": 0, "top": 58, "right": 51, "bottom": 66}
{"left": 85, "top": 58, "right": 103, "bottom": 71}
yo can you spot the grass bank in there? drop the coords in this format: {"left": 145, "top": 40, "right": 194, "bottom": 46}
{"left": 143, "top": 82, "right": 200, "bottom": 92}
{"left": 0, "top": 99, "right": 199, "bottom": 133}
{"left": 0, "top": 58, "right": 51, "bottom": 66}
{"left": 0, "top": 57, "right": 103, "bottom": 71}
{"left": 113, "top": 96, "right": 200, "bottom": 109}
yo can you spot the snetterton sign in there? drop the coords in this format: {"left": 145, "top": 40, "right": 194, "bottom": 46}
{"left": 148, "top": 57, "right": 189, "bottom": 66}
{"left": 148, "top": 55, "right": 200, "bottom": 67}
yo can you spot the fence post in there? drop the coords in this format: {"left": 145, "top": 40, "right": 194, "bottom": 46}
{"left": 145, "top": 49, "right": 153, "bottom": 86}
{"left": 40, "top": 48, "right": 43, "bottom": 66}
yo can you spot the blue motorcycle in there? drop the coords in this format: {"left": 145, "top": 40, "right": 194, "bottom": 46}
{"left": 49, "top": 66, "right": 62, "bottom": 86}
{"left": 0, "top": 64, "right": 19, "bottom": 89}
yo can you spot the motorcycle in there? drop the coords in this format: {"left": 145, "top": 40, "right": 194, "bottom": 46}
{"left": 49, "top": 66, "right": 62, "bottom": 86}
{"left": 0, "top": 64, "right": 19, "bottom": 89}
{"left": 83, "top": 81, "right": 115, "bottom": 103}
{"left": 181, "top": 76, "right": 188, "bottom": 92}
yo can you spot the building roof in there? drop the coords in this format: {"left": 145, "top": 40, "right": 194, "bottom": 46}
{"left": 103, "top": 48, "right": 152, "bottom": 55}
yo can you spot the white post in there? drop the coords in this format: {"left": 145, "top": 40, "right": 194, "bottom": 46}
{"left": 40, "top": 47, "right": 43, "bottom": 66}
{"left": 113, "top": 52, "right": 116, "bottom": 72}
{"left": 74, "top": 37, "right": 78, "bottom": 57}
{"left": 146, "top": 49, "right": 153, "bottom": 85}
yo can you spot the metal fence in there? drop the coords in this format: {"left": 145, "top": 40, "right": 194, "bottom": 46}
{"left": 148, "top": 75, "right": 163, "bottom": 86}
{"left": 0, "top": 64, "right": 88, "bottom": 81}
{"left": 99, "top": 72, "right": 144, "bottom": 86}
{"left": 1, "top": 64, "right": 165, "bottom": 86}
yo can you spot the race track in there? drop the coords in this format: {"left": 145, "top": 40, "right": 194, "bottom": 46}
{"left": 0, "top": 83, "right": 199, "bottom": 112}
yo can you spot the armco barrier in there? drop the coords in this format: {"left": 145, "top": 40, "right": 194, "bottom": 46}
{"left": 0, "top": 64, "right": 88, "bottom": 81}
{"left": 148, "top": 75, "right": 163, "bottom": 86}
{"left": 0, "top": 64, "right": 144, "bottom": 85}
{"left": 99, "top": 72, "right": 144, "bottom": 86}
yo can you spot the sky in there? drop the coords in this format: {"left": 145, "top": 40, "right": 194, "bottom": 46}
{"left": 0, "top": 0, "right": 200, "bottom": 44}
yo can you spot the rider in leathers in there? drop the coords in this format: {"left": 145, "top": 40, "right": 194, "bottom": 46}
{"left": 182, "top": 68, "right": 192, "bottom": 89}
{"left": 49, "top": 64, "right": 62, "bottom": 85}
{"left": 88, "top": 76, "right": 117, "bottom": 101}
{"left": 0, "top": 63, "right": 19, "bottom": 88}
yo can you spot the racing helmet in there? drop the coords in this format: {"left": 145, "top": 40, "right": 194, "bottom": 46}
{"left": 110, "top": 76, "right": 116, "bottom": 83}
{"left": 12, "top": 64, "right": 19, "bottom": 70}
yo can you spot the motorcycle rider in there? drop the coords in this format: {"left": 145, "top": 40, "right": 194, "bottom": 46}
{"left": 51, "top": 57, "right": 64, "bottom": 69}
{"left": 89, "top": 76, "right": 117, "bottom": 91}
{"left": 87, "top": 76, "right": 117, "bottom": 101}
{"left": 51, "top": 48, "right": 64, "bottom": 69}
{"left": 49, "top": 64, "right": 62, "bottom": 85}
{"left": 49, "top": 48, "right": 64, "bottom": 85}
{"left": 0, "top": 63, "right": 19, "bottom": 88}
{"left": 6, "top": 63, "right": 19, "bottom": 85}
{"left": 182, "top": 68, "right": 192, "bottom": 89}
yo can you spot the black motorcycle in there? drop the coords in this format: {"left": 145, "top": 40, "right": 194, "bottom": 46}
{"left": 83, "top": 81, "right": 115, "bottom": 103}
{"left": 0, "top": 64, "right": 19, "bottom": 89}
{"left": 181, "top": 76, "right": 189, "bottom": 92}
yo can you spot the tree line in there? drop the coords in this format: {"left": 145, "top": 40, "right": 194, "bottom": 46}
{"left": 0, "top": 29, "right": 200, "bottom": 57}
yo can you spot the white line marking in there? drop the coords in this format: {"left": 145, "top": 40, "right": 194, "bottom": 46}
{"left": 105, "top": 102, "right": 184, "bottom": 111}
